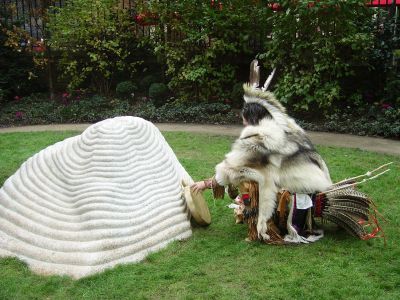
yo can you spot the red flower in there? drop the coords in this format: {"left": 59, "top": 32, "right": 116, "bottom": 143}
{"left": 134, "top": 15, "right": 143, "bottom": 22}
{"left": 134, "top": 12, "right": 159, "bottom": 26}
{"left": 32, "top": 42, "right": 46, "bottom": 53}
{"left": 268, "top": 3, "right": 282, "bottom": 11}
{"left": 14, "top": 95, "right": 21, "bottom": 101}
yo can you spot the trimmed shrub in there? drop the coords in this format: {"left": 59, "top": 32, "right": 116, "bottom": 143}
{"left": 48, "top": 0, "right": 141, "bottom": 95}
{"left": 147, "top": 0, "right": 271, "bottom": 102}
{"left": 259, "top": 1, "right": 376, "bottom": 113}
{"left": 116, "top": 81, "right": 137, "bottom": 99}
{"left": 149, "top": 83, "right": 169, "bottom": 107}
{"left": 139, "top": 74, "right": 160, "bottom": 92}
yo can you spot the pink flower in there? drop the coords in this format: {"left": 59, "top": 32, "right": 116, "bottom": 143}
{"left": 382, "top": 103, "right": 393, "bottom": 110}
{"left": 62, "top": 92, "right": 70, "bottom": 98}
{"left": 15, "top": 111, "right": 24, "bottom": 119}
{"left": 14, "top": 96, "right": 21, "bottom": 101}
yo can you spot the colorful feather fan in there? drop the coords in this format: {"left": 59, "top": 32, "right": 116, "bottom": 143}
{"left": 314, "top": 187, "right": 383, "bottom": 240}
{"left": 313, "top": 162, "right": 392, "bottom": 241}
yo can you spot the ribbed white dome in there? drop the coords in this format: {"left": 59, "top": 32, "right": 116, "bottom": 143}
{"left": 0, "top": 117, "right": 193, "bottom": 278}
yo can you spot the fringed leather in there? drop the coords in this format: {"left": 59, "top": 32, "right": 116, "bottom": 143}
{"left": 277, "top": 191, "right": 291, "bottom": 229}
{"left": 227, "top": 184, "right": 239, "bottom": 199}
{"left": 240, "top": 181, "right": 284, "bottom": 244}
{"left": 212, "top": 177, "right": 225, "bottom": 199}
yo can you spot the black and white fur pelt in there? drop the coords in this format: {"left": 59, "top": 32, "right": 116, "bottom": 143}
{"left": 215, "top": 60, "right": 332, "bottom": 240}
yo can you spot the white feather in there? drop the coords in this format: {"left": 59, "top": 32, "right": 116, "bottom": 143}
{"left": 262, "top": 67, "right": 276, "bottom": 91}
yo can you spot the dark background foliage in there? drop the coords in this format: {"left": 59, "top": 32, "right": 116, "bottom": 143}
{"left": 0, "top": 0, "right": 399, "bottom": 138}
{"left": 0, "top": 4, "right": 46, "bottom": 105}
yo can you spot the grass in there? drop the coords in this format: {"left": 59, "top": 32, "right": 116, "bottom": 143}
{"left": 0, "top": 131, "right": 399, "bottom": 300}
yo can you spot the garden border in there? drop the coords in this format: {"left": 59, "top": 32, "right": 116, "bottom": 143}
{"left": 0, "top": 123, "right": 399, "bottom": 156}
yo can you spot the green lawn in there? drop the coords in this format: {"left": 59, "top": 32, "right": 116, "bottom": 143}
{"left": 0, "top": 131, "right": 399, "bottom": 300}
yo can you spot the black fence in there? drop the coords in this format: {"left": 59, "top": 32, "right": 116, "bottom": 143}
{"left": 1, "top": 1, "right": 399, "bottom": 40}
{"left": 0, "top": 0, "right": 139, "bottom": 40}
{"left": 1, "top": 1, "right": 66, "bottom": 39}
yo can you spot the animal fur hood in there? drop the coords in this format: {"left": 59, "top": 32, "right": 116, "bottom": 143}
{"left": 215, "top": 69, "right": 331, "bottom": 193}
{"left": 214, "top": 59, "right": 332, "bottom": 240}
{"left": 216, "top": 117, "right": 331, "bottom": 190}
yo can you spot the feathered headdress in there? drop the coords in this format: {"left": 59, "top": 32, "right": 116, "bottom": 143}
{"left": 243, "top": 60, "right": 285, "bottom": 115}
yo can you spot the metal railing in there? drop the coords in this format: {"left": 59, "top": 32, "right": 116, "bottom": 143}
{"left": 1, "top": 1, "right": 398, "bottom": 44}
{"left": 1, "top": 1, "right": 66, "bottom": 39}
{"left": 0, "top": 0, "right": 138, "bottom": 39}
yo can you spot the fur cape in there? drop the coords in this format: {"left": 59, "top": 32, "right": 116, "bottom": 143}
{"left": 215, "top": 84, "right": 332, "bottom": 240}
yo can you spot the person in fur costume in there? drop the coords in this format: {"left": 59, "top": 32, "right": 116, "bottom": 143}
{"left": 192, "top": 60, "right": 332, "bottom": 241}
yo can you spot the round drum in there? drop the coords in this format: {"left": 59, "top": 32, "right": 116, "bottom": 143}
{"left": 184, "top": 186, "right": 211, "bottom": 226}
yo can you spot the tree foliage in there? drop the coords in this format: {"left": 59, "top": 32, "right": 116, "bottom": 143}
{"left": 2, "top": 0, "right": 399, "bottom": 116}
{"left": 145, "top": 0, "right": 272, "bottom": 102}
{"left": 0, "top": 4, "right": 45, "bottom": 104}
{"left": 48, "top": 0, "right": 141, "bottom": 95}
{"left": 142, "top": 0, "right": 398, "bottom": 113}
{"left": 258, "top": 0, "right": 378, "bottom": 113}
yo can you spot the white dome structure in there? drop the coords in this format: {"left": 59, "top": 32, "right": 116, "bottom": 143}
{"left": 0, "top": 117, "right": 193, "bottom": 278}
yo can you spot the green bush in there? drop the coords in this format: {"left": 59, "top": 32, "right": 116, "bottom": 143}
{"left": 140, "top": 0, "right": 398, "bottom": 114}
{"left": 0, "top": 95, "right": 59, "bottom": 125}
{"left": 0, "top": 94, "right": 239, "bottom": 126}
{"left": 59, "top": 96, "right": 129, "bottom": 123}
{"left": 116, "top": 81, "right": 137, "bottom": 99}
{"left": 133, "top": 100, "right": 239, "bottom": 125}
{"left": 0, "top": 94, "right": 129, "bottom": 125}
{"left": 370, "top": 9, "right": 400, "bottom": 107}
{"left": 149, "top": 83, "right": 169, "bottom": 107}
{"left": 0, "top": 6, "right": 45, "bottom": 104}
{"left": 139, "top": 74, "right": 161, "bottom": 92}
{"left": 48, "top": 0, "right": 142, "bottom": 95}
{"left": 298, "top": 105, "right": 400, "bottom": 138}
{"left": 146, "top": 0, "right": 271, "bottom": 102}
{"left": 230, "top": 83, "right": 244, "bottom": 109}
{"left": 383, "top": 75, "right": 400, "bottom": 106}
{"left": 1, "top": 93, "right": 398, "bottom": 138}
{"left": 259, "top": 0, "right": 376, "bottom": 113}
